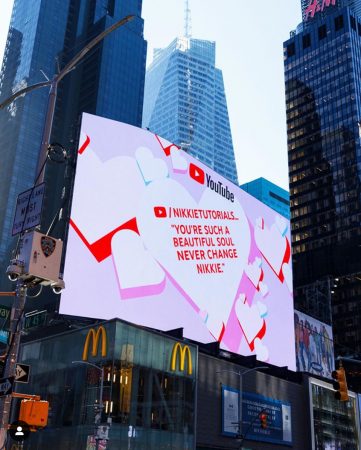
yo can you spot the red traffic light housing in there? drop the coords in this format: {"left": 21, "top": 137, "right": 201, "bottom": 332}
{"left": 260, "top": 413, "right": 267, "bottom": 429}
{"left": 331, "top": 366, "right": 349, "bottom": 402}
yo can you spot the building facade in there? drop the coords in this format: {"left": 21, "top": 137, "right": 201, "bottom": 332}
{"left": 13, "top": 319, "right": 360, "bottom": 449}
{"left": 284, "top": 6, "right": 361, "bottom": 355}
{"left": 142, "top": 37, "right": 238, "bottom": 184}
{"left": 0, "top": 0, "right": 147, "bottom": 278}
{"left": 15, "top": 319, "right": 197, "bottom": 449}
{"left": 301, "top": 0, "right": 361, "bottom": 22}
{"left": 240, "top": 177, "right": 290, "bottom": 219}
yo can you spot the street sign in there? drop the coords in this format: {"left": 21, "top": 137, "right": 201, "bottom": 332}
{"left": 0, "top": 377, "right": 14, "bottom": 396}
{"left": 12, "top": 183, "right": 45, "bottom": 236}
{"left": 24, "top": 310, "right": 47, "bottom": 330}
{"left": 15, "top": 364, "right": 30, "bottom": 384}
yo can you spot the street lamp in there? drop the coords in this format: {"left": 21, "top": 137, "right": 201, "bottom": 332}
{"left": 72, "top": 361, "right": 105, "bottom": 450}
{"left": 0, "top": 14, "right": 135, "bottom": 184}
{"left": 0, "top": 14, "right": 134, "bottom": 446}
{"left": 217, "top": 366, "right": 269, "bottom": 441}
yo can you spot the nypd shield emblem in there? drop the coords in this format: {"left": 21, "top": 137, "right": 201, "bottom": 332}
{"left": 40, "top": 236, "right": 56, "bottom": 257}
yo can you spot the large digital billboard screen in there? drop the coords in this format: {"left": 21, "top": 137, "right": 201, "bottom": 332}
{"left": 61, "top": 113, "right": 296, "bottom": 370}
{"left": 294, "top": 310, "right": 334, "bottom": 378}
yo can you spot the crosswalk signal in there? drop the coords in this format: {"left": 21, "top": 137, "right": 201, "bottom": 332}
{"left": 260, "top": 413, "right": 267, "bottom": 429}
{"left": 331, "top": 366, "right": 349, "bottom": 401}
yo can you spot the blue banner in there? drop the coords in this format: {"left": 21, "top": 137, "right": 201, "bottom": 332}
{"left": 222, "top": 387, "right": 292, "bottom": 446}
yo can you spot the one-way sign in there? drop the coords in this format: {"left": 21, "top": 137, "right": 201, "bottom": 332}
{"left": 15, "top": 364, "right": 30, "bottom": 384}
{"left": 0, "top": 377, "right": 14, "bottom": 396}
{"left": 12, "top": 183, "right": 45, "bottom": 236}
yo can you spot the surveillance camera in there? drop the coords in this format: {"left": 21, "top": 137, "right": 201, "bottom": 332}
{"left": 51, "top": 279, "right": 65, "bottom": 295}
{"left": 6, "top": 261, "right": 23, "bottom": 282}
{"left": 8, "top": 272, "right": 19, "bottom": 282}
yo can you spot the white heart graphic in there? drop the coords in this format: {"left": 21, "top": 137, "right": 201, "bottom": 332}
{"left": 282, "top": 262, "right": 293, "bottom": 293}
{"left": 136, "top": 177, "right": 251, "bottom": 340}
{"left": 112, "top": 230, "right": 166, "bottom": 298}
{"left": 235, "top": 294, "right": 266, "bottom": 351}
{"left": 135, "top": 146, "right": 168, "bottom": 183}
{"left": 254, "top": 220, "right": 290, "bottom": 280}
{"left": 275, "top": 215, "right": 288, "bottom": 236}
{"left": 245, "top": 257, "right": 263, "bottom": 289}
{"left": 256, "top": 301, "right": 268, "bottom": 318}
{"left": 170, "top": 145, "right": 188, "bottom": 173}
{"left": 254, "top": 337, "right": 269, "bottom": 362}
{"left": 71, "top": 148, "right": 145, "bottom": 244}
{"left": 259, "top": 281, "right": 269, "bottom": 297}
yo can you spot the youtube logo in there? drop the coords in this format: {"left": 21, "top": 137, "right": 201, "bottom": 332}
{"left": 189, "top": 163, "right": 205, "bottom": 185}
{"left": 154, "top": 206, "right": 167, "bottom": 218}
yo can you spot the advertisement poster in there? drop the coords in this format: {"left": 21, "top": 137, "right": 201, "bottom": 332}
{"left": 294, "top": 310, "right": 334, "bottom": 378}
{"left": 222, "top": 388, "right": 292, "bottom": 446}
{"left": 61, "top": 113, "right": 295, "bottom": 369}
{"left": 222, "top": 386, "right": 239, "bottom": 436}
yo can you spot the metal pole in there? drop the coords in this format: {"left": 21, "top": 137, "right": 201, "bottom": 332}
{"left": 36, "top": 80, "right": 58, "bottom": 184}
{"left": 95, "top": 367, "right": 104, "bottom": 450}
{"left": 35, "top": 14, "right": 134, "bottom": 185}
{"left": 72, "top": 362, "right": 104, "bottom": 450}
{"left": 0, "top": 280, "right": 27, "bottom": 447}
{"left": 238, "top": 371, "right": 243, "bottom": 440}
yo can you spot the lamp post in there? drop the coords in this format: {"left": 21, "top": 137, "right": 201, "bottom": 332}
{"left": 72, "top": 361, "right": 105, "bottom": 450}
{"left": 217, "top": 366, "right": 269, "bottom": 444}
{"left": 0, "top": 14, "right": 135, "bottom": 184}
{"left": 0, "top": 15, "right": 134, "bottom": 446}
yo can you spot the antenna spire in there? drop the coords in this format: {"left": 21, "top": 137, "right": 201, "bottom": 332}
{"left": 184, "top": 0, "right": 192, "bottom": 38}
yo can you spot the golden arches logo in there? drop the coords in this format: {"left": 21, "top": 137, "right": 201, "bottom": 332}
{"left": 171, "top": 343, "right": 192, "bottom": 375}
{"left": 82, "top": 326, "right": 107, "bottom": 361}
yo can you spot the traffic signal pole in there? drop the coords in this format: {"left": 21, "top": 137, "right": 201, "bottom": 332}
{"left": 0, "top": 16, "right": 135, "bottom": 448}
{"left": 0, "top": 280, "right": 27, "bottom": 447}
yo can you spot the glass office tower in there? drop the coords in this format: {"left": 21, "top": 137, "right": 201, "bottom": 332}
{"left": 284, "top": 5, "right": 361, "bottom": 355}
{"left": 240, "top": 177, "right": 290, "bottom": 219}
{"left": 0, "top": 0, "right": 147, "bottom": 274}
{"left": 142, "top": 37, "right": 238, "bottom": 184}
{"left": 301, "top": 0, "right": 361, "bottom": 22}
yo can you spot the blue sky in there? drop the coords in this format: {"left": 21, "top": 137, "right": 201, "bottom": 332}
{"left": 0, "top": 0, "right": 302, "bottom": 190}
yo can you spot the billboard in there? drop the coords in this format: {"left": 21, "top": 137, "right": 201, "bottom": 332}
{"left": 294, "top": 310, "right": 334, "bottom": 378}
{"left": 222, "top": 387, "right": 292, "bottom": 446}
{"left": 61, "top": 113, "right": 295, "bottom": 369}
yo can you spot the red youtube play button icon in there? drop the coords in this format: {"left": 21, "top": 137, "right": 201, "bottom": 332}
{"left": 154, "top": 206, "right": 167, "bottom": 218}
{"left": 189, "top": 163, "right": 205, "bottom": 184}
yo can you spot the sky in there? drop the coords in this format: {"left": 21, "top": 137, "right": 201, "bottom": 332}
{"left": 0, "top": 0, "right": 302, "bottom": 190}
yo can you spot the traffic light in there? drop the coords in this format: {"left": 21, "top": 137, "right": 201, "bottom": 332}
{"left": 260, "top": 413, "right": 267, "bottom": 429}
{"left": 19, "top": 399, "right": 49, "bottom": 428}
{"left": 331, "top": 366, "right": 349, "bottom": 401}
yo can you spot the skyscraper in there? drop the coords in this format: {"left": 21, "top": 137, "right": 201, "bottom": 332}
{"left": 301, "top": 0, "right": 361, "bottom": 21}
{"left": 240, "top": 178, "right": 290, "bottom": 219}
{"left": 142, "top": 5, "right": 238, "bottom": 184}
{"left": 0, "top": 0, "right": 147, "bottom": 273}
{"left": 284, "top": 3, "right": 361, "bottom": 355}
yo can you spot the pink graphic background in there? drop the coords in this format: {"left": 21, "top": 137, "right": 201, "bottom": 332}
{"left": 61, "top": 113, "right": 296, "bottom": 370}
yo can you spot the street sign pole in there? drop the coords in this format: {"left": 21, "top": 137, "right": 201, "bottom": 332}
{"left": 0, "top": 280, "right": 26, "bottom": 446}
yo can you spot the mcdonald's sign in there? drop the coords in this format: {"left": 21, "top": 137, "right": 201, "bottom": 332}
{"left": 82, "top": 325, "right": 107, "bottom": 361}
{"left": 171, "top": 343, "right": 193, "bottom": 375}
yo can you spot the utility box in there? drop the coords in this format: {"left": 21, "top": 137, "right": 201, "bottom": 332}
{"left": 19, "top": 399, "right": 49, "bottom": 427}
{"left": 18, "top": 230, "right": 63, "bottom": 284}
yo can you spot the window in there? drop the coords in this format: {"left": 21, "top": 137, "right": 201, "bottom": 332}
{"left": 318, "top": 24, "right": 327, "bottom": 40}
{"left": 350, "top": 15, "right": 356, "bottom": 30}
{"left": 287, "top": 42, "right": 295, "bottom": 58}
{"left": 303, "top": 34, "right": 311, "bottom": 49}
{"left": 335, "top": 15, "right": 344, "bottom": 31}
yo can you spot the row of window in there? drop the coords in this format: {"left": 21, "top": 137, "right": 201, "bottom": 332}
{"left": 286, "top": 13, "right": 355, "bottom": 58}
